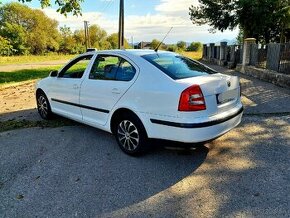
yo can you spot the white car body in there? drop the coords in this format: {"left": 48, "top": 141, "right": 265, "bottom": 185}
{"left": 36, "top": 49, "right": 243, "bottom": 146}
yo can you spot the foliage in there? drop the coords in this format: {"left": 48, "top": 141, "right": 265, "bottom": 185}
{"left": 18, "top": 0, "right": 83, "bottom": 16}
{"left": 176, "top": 41, "right": 187, "bottom": 50}
{"left": 88, "top": 25, "right": 108, "bottom": 49}
{"left": 167, "top": 44, "right": 178, "bottom": 52}
{"left": 236, "top": 28, "right": 244, "bottom": 45}
{"left": 150, "top": 39, "right": 161, "bottom": 50}
{"left": 0, "top": 36, "right": 14, "bottom": 55}
{"left": 106, "top": 33, "right": 119, "bottom": 49}
{"left": 0, "top": 2, "right": 60, "bottom": 55}
{"left": 59, "top": 26, "right": 79, "bottom": 54}
{"left": 189, "top": 0, "right": 290, "bottom": 43}
{"left": 58, "top": 25, "right": 127, "bottom": 54}
{"left": 280, "top": 6, "right": 290, "bottom": 42}
{"left": 187, "top": 42, "right": 202, "bottom": 52}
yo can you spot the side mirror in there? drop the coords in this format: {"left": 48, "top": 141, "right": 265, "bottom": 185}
{"left": 50, "top": 70, "right": 58, "bottom": 77}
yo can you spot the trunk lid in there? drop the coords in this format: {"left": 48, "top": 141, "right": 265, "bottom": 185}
{"left": 177, "top": 73, "right": 240, "bottom": 115}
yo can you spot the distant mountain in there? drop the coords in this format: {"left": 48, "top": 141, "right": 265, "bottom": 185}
{"left": 216, "top": 39, "right": 237, "bottom": 45}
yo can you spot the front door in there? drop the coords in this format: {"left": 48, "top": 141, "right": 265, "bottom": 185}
{"left": 80, "top": 54, "right": 138, "bottom": 126}
{"left": 49, "top": 54, "right": 93, "bottom": 121}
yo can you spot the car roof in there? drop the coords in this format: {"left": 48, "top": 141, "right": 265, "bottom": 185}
{"left": 83, "top": 49, "right": 174, "bottom": 57}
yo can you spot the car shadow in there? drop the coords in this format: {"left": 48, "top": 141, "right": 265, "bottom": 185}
{"left": 0, "top": 108, "right": 40, "bottom": 122}
{"left": 0, "top": 125, "right": 208, "bottom": 217}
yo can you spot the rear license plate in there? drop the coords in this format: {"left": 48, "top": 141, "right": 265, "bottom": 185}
{"left": 217, "top": 89, "right": 238, "bottom": 104}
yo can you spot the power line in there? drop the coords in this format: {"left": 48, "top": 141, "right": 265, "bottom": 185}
{"left": 100, "top": 0, "right": 115, "bottom": 14}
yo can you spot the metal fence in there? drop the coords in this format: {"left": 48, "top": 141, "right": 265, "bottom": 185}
{"left": 202, "top": 42, "right": 290, "bottom": 74}
{"left": 256, "top": 45, "right": 267, "bottom": 69}
{"left": 234, "top": 45, "right": 243, "bottom": 64}
{"left": 279, "top": 43, "right": 290, "bottom": 74}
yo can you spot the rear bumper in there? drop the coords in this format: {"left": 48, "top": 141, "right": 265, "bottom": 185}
{"left": 151, "top": 107, "right": 243, "bottom": 128}
{"left": 147, "top": 107, "right": 243, "bottom": 143}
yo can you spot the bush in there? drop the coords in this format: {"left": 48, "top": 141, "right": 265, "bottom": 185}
{"left": 0, "top": 36, "right": 14, "bottom": 55}
{"left": 187, "top": 42, "right": 202, "bottom": 52}
{"left": 167, "top": 45, "right": 178, "bottom": 52}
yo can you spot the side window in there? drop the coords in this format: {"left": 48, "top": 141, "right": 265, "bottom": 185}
{"left": 59, "top": 55, "right": 93, "bottom": 79}
{"left": 116, "top": 60, "right": 136, "bottom": 81}
{"left": 89, "top": 55, "right": 120, "bottom": 80}
{"left": 90, "top": 55, "right": 136, "bottom": 81}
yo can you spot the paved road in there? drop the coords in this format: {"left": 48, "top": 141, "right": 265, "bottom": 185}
{"left": 0, "top": 64, "right": 290, "bottom": 217}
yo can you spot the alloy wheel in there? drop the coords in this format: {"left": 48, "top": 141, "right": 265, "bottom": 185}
{"left": 117, "top": 120, "right": 140, "bottom": 151}
{"left": 37, "top": 95, "right": 48, "bottom": 118}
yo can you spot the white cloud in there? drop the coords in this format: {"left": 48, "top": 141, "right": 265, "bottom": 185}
{"left": 155, "top": 0, "right": 199, "bottom": 15}
{"left": 41, "top": 1, "right": 238, "bottom": 44}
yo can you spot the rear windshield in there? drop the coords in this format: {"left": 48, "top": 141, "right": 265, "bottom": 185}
{"left": 142, "top": 53, "right": 217, "bottom": 80}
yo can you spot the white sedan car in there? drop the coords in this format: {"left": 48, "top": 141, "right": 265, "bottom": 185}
{"left": 36, "top": 49, "right": 243, "bottom": 155}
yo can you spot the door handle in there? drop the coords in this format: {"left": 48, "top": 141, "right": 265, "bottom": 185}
{"left": 112, "top": 88, "right": 121, "bottom": 94}
{"left": 73, "top": 84, "right": 79, "bottom": 89}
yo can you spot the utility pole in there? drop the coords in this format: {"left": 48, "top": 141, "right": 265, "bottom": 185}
{"left": 118, "top": 0, "right": 124, "bottom": 49}
{"left": 84, "top": 21, "right": 90, "bottom": 50}
{"left": 131, "top": 36, "right": 134, "bottom": 49}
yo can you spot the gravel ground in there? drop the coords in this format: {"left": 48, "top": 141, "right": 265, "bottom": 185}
{"left": 0, "top": 81, "right": 38, "bottom": 122}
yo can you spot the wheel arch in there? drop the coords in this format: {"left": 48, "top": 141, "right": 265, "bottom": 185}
{"left": 36, "top": 88, "right": 46, "bottom": 97}
{"left": 110, "top": 108, "right": 147, "bottom": 136}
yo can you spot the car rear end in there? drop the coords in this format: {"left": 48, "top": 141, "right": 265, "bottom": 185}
{"left": 141, "top": 52, "right": 243, "bottom": 143}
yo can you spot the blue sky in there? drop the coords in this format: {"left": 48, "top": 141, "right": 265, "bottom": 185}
{"left": 3, "top": 0, "right": 238, "bottom": 44}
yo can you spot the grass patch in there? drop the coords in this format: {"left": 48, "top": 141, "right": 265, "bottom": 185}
{"left": 0, "top": 117, "right": 78, "bottom": 133}
{"left": 0, "top": 66, "right": 62, "bottom": 85}
{"left": 0, "top": 54, "right": 75, "bottom": 66}
{"left": 181, "top": 51, "right": 203, "bottom": 60}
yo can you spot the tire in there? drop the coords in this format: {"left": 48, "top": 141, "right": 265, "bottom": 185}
{"left": 36, "top": 91, "right": 53, "bottom": 120}
{"left": 114, "top": 114, "right": 148, "bottom": 156}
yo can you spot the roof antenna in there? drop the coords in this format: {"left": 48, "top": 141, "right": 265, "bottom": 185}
{"left": 154, "top": 27, "right": 173, "bottom": 52}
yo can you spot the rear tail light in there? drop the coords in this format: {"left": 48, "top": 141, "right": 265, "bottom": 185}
{"left": 178, "top": 85, "right": 206, "bottom": 111}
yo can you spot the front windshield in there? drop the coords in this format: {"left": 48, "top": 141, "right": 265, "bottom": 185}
{"left": 142, "top": 53, "right": 217, "bottom": 80}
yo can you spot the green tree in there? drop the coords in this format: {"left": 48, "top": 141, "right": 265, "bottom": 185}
{"left": 176, "top": 41, "right": 187, "bottom": 50}
{"left": 73, "top": 29, "right": 86, "bottom": 52}
{"left": 280, "top": 6, "right": 290, "bottom": 42}
{"left": 167, "top": 44, "right": 178, "bottom": 52}
{"left": 0, "top": 36, "right": 14, "bottom": 55}
{"left": 187, "top": 42, "right": 202, "bottom": 51}
{"left": 150, "top": 39, "right": 161, "bottom": 50}
{"left": 27, "top": 9, "right": 60, "bottom": 54}
{"left": 106, "top": 33, "right": 130, "bottom": 49}
{"left": 88, "top": 25, "right": 107, "bottom": 50}
{"left": 107, "top": 33, "right": 119, "bottom": 49}
{"left": 59, "top": 26, "right": 78, "bottom": 54}
{"left": 236, "top": 28, "right": 244, "bottom": 45}
{"left": 189, "top": 0, "right": 290, "bottom": 43}
{"left": 0, "top": 22, "right": 28, "bottom": 55}
{"left": 0, "top": 2, "right": 60, "bottom": 54}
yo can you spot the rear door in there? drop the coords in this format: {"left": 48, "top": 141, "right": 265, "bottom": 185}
{"left": 80, "top": 53, "right": 138, "bottom": 126}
